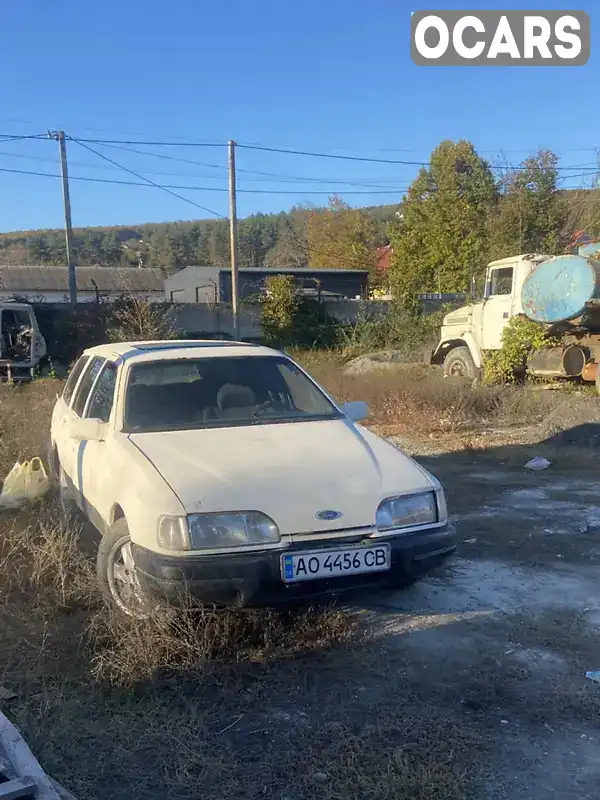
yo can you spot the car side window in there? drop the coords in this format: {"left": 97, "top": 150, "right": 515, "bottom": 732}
{"left": 62, "top": 355, "right": 90, "bottom": 405}
{"left": 490, "top": 267, "right": 513, "bottom": 296}
{"left": 86, "top": 363, "right": 118, "bottom": 423}
{"left": 72, "top": 357, "right": 105, "bottom": 418}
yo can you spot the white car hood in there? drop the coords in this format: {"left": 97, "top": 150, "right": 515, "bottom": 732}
{"left": 129, "top": 419, "right": 435, "bottom": 534}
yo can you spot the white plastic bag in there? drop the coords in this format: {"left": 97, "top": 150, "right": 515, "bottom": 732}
{"left": 524, "top": 456, "right": 551, "bottom": 471}
{"left": 0, "top": 458, "right": 50, "bottom": 508}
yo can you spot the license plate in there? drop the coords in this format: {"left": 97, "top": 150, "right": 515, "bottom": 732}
{"left": 281, "top": 544, "right": 391, "bottom": 583}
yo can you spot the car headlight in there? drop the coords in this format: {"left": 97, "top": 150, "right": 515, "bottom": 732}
{"left": 188, "top": 512, "right": 280, "bottom": 549}
{"left": 376, "top": 492, "right": 437, "bottom": 531}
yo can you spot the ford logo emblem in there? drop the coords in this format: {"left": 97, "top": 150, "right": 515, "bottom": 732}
{"left": 316, "top": 510, "right": 342, "bottom": 521}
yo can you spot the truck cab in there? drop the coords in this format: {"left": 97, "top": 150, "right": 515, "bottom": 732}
{"left": 432, "top": 254, "right": 550, "bottom": 379}
{"left": 0, "top": 301, "right": 47, "bottom": 381}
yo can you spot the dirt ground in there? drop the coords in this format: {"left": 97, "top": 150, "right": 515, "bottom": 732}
{"left": 1, "top": 371, "right": 600, "bottom": 799}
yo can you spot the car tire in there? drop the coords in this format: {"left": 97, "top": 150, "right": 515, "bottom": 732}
{"left": 97, "top": 518, "right": 154, "bottom": 618}
{"left": 443, "top": 346, "right": 480, "bottom": 381}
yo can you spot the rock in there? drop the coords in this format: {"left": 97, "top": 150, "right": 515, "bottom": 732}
{"left": 343, "top": 350, "right": 428, "bottom": 375}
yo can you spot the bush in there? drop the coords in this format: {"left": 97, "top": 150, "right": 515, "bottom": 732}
{"left": 482, "top": 316, "right": 556, "bottom": 384}
{"left": 339, "top": 302, "right": 446, "bottom": 358}
{"left": 260, "top": 275, "right": 338, "bottom": 349}
{"left": 106, "top": 296, "right": 179, "bottom": 342}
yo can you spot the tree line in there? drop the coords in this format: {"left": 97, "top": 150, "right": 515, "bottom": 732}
{"left": 0, "top": 139, "right": 598, "bottom": 305}
{"left": 0, "top": 203, "right": 396, "bottom": 273}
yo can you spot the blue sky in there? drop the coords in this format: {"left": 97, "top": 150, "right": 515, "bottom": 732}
{"left": 0, "top": 0, "right": 597, "bottom": 231}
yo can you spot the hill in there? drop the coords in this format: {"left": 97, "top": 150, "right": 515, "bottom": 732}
{"left": 0, "top": 192, "right": 595, "bottom": 271}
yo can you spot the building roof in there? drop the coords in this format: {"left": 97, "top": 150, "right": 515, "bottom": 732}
{"left": 0, "top": 266, "right": 165, "bottom": 293}
{"left": 166, "top": 266, "right": 369, "bottom": 280}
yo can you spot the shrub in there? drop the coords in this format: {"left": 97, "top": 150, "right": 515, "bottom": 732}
{"left": 260, "top": 275, "right": 338, "bottom": 348}
{"left": 339, "top": 302, "right": 446, "bottom": 358}
{"left": 482, "top": 315, "right": 556, "bottom": 384}
{"left": 106, "top": 296, "right": 179, "bottom": 342}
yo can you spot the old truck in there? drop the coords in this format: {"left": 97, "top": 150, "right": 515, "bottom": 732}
{"left": 0, "top": 300, "right": 48, "bottom": 382}
{"left": 432, "top": 242, "right": 600, "bottom": 392}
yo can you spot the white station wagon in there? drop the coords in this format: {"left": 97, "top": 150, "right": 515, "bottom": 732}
{"left": 49, "top": 341, "right": 456, "bottom": 616}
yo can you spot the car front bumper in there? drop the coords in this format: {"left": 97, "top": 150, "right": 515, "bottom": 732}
{"left": 132, "top": 523, "right": 456, "bottom": 608}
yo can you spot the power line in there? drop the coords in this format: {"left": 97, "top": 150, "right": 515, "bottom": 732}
{"left": 94, "top": 141, "right": 411, "bottom": 188}
{"left": 0, "top": 164, "right": 414, "bottom": 194}
{"left": 69, "top": 138, "right": 226, "bottom": 218}
{"left": 72, "top": 136, "right": 226, "bottom": 148}
{"left": 0, "top": 133, "right": 46, "bottom": 141}
{"left": 0, "top": 159, "right": 595, "bottom": 192}
{"left": 236, "top": 142, "right": 599, "bottom": 172}
{"left": 1, "top": 162, "right": 596, "bottom": 195}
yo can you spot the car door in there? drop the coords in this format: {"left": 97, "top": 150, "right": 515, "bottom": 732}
{"left": 481, "top": 266, "right": 515, "bottom": 351}
{"left": 52, "top": 354, "right": 90, "bottom": 482}
{"left": 62, "top": 356, "right": 106, "bottom": 505}
{"left": 77, "top": 360, "right": 119, "bottom": 531}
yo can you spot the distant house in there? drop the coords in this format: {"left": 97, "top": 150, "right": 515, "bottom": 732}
{"left": 0, "top": 266, "right": 166, "bottom": 303}
{"left": 376, "top": 245, "right": 393, "bottom": 277}
{"left": 164, "top": 266, "right": 369, "bottom": 303}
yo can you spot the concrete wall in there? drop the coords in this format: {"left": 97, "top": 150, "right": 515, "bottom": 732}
{"left": 170, "top": 300, "right": 392, "bottom": 339}
{"left": 0, "top": 291, "right": 166, "bottom": 304}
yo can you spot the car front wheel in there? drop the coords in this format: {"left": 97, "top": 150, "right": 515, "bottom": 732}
{"left": 97, "top": 518, "right": 154, "bottom": 618}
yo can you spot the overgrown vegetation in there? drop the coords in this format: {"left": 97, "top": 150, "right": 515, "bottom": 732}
{"left": 260, "top": 274, "right": 338, "bottom": 348}
{"left": 338, "top": 303, "right": 447, "bottom": 358}
{"left": 482, "top": 316, "right": 556, "bottom": 385}
{"left": 106, "top": 295, "right": 179, "bottom": 342}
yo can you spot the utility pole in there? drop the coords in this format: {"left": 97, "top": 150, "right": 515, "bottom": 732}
{"left": 51, "top": 131, "right": 77, "bottom": 303}
{"left": 228, "top": 139, "right": 240, "bottom": 339}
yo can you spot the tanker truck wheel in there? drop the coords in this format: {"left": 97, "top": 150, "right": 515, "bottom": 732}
{"left": 443, "top": 347, "right": 480, "bottom": 381}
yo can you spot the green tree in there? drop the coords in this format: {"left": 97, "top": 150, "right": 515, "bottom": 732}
{"left": 306, "top": 196, "right": 379, "bottom": 274}
{"left": 491, "top": 149, "right": 569, "bottom": 257}
{"left": 388, "top": 139, "right": 498, "bottom": 304}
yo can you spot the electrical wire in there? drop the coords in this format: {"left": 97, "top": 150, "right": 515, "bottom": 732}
{"left": 69, "top": 138, "right": 226, "bottom": 218}
{"left": 93, "top": 141, "right": 412, "bottom": 188}
{"left": 0, "top": 163, "right": 414, "bottom": 194}
{"left": 0, "top": 133, "right": 47, "bottom": 141}
{"left": 236, "top": 142, "right": 599, "bottom": 172}
{"left": 0, "top": 161, "right": 594, "bottom": 194}
{"left": 71, "top": 136, "right": 226, "bottom": 147}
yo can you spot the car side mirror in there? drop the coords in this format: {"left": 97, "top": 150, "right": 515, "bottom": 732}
{"left": 69, "top": 417, "right": 107, "bottom": 442}
{"left": 341, "top": 401, "right": 368, "bottom": 422}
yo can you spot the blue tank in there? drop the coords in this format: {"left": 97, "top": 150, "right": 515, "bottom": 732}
{"left": 521, "top": 254, "right": 600, "bottom": 324}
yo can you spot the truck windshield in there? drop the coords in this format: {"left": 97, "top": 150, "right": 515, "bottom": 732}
{"left": 123, "top": 355, "right": 341, "bottom": 432}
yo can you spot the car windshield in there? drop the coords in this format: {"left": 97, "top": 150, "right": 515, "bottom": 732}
{"left": 123, "top": 355, "right": 341, "bottom": 432}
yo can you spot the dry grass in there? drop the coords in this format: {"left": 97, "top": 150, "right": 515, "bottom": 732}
{"left": 0, "top": 372, "right": 493, "bottom": 799}
{"left": 3, "top": 363, "right": 593, "bottom": 798}
{"left": 296, "top": 350, "right": 560, "bottom": 437}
